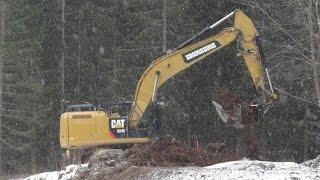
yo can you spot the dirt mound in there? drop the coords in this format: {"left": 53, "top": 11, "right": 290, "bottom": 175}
{"left": 125, "top": 139, "right": 236, "bottom": 167}
{"left": 72, "top": 140, "right": 236, "bottom": 179}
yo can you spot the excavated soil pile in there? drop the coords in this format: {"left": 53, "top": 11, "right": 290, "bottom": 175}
{"left": 125, "top": 139, "right": 236, "bottom": 167}
{"left": 213, "top": 88, "right": 242, "bottom": 110}
{"left": 73, "top": 140, "right": 236, "bottom": 179}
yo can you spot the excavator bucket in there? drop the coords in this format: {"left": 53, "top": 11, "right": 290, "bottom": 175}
{"left": 212, "top": 89, "right": 244, "bottom": 129}
{"left": 212, "top": 100, "right": 244, "bottom": 129}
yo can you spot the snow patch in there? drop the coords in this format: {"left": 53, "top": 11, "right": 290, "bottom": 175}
{"left": 23, "top": 164, "right": 88, "bottom": 180}
{"left": 21, "top": 156, "right": 320, "bottom": 180}
{"left": 147, "top": 159, "right": 320, "bottom": 180}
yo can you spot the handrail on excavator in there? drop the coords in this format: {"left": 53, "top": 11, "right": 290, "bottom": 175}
{"left": 178, "top": 10, "right": 236, "bottom": 50}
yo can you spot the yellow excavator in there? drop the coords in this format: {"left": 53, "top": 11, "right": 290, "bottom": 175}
{"left": 59, "top": 9, "right": 276, "bottom": 161}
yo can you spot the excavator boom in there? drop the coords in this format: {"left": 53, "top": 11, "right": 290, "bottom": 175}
{"left": 129, "top": 9, "right": 266, "bottom": 128}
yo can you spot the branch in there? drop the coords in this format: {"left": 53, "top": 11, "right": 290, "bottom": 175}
{"left": 1, "top": 124, "right": 33, "bottom": 137}
{"left": 252, "top": 0, "right": 309, "bottom": 52}
{"left": 274, "top": 87, "right": 320, "bottom": 106}
{"left": 0, "top": 137, "right": 28, "bottom": 151}
{"left": 309, "top": 121, "right": 320, "bottom": 128}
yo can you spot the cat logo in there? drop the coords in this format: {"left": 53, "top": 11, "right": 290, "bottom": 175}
{"left": 110, "top": 118, "right": 126, "bottom": 129}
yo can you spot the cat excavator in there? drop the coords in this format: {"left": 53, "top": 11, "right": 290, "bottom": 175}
{"left": 59, "top": 9, "right": 276, "bottom": 161}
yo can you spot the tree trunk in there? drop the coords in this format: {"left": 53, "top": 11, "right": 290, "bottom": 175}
{"left": 31, "top": 144, "right": 37, "bottom": 173}
{"left": 307, "top": 0, "right": 320, "bottom": 107}
{"left": 60, "top": 0, "right": 66, "bottom": 111}
{"left": 0, "top": 0, "right": 5, "bottom": 174}
{"left": 302, "top": 108, "right": 310, "bottom": 161}
{"left": 76, "top": 32, "right": 81, "bottom": 99}
{"left": 162, "top": 0, "right": 167, "bottom": 53}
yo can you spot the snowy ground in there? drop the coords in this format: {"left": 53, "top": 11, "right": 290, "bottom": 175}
{"left": 21, "top": 157, "right": 320, "bottom": 180}
{"left": 22, "top": 164, "right": 88, "bottom": 180}
{"left": 146, "top": 159, "right": 320, "bottom": 180}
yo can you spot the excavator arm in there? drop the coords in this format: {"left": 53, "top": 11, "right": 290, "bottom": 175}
{"left": 129, "top": 9, "right": 269, "bottom": 129}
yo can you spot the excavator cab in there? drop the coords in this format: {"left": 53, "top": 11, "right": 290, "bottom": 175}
{"left": 106, "top": 100, "right": 133, "bottom": 117}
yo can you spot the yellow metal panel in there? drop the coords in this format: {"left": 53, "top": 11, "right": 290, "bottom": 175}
{"left": 67, "top": 111, "right": 102, "bottom": 141}
{"left": 59, "top": 113, "right": 68, "bottom": 148}
{"left": 60, "top": 111, "right": 150, "bottom": 149}
{"left": 95, "top": 112, "right": 109, "bottom": 140}
{"left": 234, "top": 10, "right": 264, "bottom": 91}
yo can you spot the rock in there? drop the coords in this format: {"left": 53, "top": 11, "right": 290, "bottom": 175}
{"left": 107, "top": 160, "right": 116, "bottom": 166}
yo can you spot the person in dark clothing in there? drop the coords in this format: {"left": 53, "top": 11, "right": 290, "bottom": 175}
{"left": 149, "top": 102, "right": 164, "bottom": 138}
